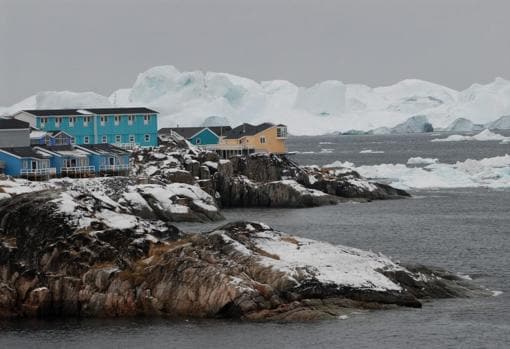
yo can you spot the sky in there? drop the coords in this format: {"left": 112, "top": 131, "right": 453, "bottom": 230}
{"left": 1, "top": 0, "right": 509, "bottom": 106}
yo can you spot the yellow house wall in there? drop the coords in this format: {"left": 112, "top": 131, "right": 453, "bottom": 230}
{"left": 219, "top": 126, "right": 287, "bottom": 153}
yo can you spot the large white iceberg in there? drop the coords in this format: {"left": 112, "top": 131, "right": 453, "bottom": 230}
{"left": 3, "top": 65, "right": 510, "bottom": 135}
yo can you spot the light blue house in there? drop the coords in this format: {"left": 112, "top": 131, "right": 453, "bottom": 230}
{"left": 158, "top": 126, "right": 231, "bottom": 145}
{"left": 35, "top": 145, "right": 95, "bottom": 177}
{"left": 30, "top": 130, "right": 74, "bottom": 146}
{"left": 0, "top": 147, "right": 56, "bottom": 178}
{"left": 77, "top": 144, "right": 131, "bottom": 176}
{"left": 14, "top": 107, "right": 158, "bottom": 148}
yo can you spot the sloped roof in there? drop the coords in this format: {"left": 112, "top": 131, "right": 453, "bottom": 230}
{"left": 78, "top": 143, "right": 129, "bottom": 156}
{"left": 0, "top": 147, "right": 51, "bottom": 159}
{"left": 223, "top": 123, "right": 276, "bottom": 139}
{"left": 159, "top": 127, "right": 205, "bottom": 139}
{"left": 159, "top": 126, "right": 233, "bottom": 139}
{"left": 36, "top": 145, "right": 89, "bottom": 157}
{"left": 0, "top": 118, "right": 30, "bottom": 129}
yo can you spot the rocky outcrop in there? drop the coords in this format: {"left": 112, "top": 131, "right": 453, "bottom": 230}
{"left": 297, "top": 168, "right": 410, "bottom": 201}
{"left": 0, "top": 177, "right": 224, "bottom": 223}
{"left": 0, "top": 194, "right": 488, "bottom": 320}
{"left": 130, "top": 138, "right": 410, "bottom": 208}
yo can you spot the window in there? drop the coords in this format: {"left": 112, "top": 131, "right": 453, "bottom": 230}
{"left": 71, "top": 137, "right": 76, "bottom": 144}
{"left": 195, "top": 138, "right": 201, "bottom": 145}
{"left": 100, "top": 116, "right": 106, "bottom": 125}
{"left": 114, "top": 115, "right": 120, "bottom": 126}
{"left": 69, "top": 117, "right": 76, "bottom": 127}
{"left": 276, "top": 126, "right": 287, "bottom": 138}
{"left": 129, "top": 135, "right": 135, "bottom": 143}
{"left": 115, "top": 135, "right": 121, "bottom": 143}
{"left": 84, "top": 136, "right": 90, "bottom": 144}
{"left": 83, "top": 116, "right": 90, "bottom": 126}
{"left": 102, "top": 136, "right": 108, "bottom": 144}
{"left": 144, "top": 115, "right": 150, "bottom": 125}
{"left": 128, "top": 115, "right": 134, "bottom": 125}
{"left": 144, "top": 134, "right": 150, "bottom": 142}
{"left": 260, "top": 136, "right": 266, "bottom": 144}
{"left": 40, "top": 117, "right": 48, "bottom": 127}
{"left": 55, "top": 117, "right": 62, "bottom": 128}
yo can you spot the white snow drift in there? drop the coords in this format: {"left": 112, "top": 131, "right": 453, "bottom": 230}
{"left": 3, "top": 65, "right": 510, "bottom": 135}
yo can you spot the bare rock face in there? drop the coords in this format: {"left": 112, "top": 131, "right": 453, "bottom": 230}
{"left": 0, "top": 194, "right": 487, "bottom": 320}
{"left": 297, "top": 168, "right": 410, "bottom": 201}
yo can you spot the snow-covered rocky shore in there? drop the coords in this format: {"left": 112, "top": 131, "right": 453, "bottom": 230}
{"left": 0, "top": 197, "right": 488, "bottom": 320}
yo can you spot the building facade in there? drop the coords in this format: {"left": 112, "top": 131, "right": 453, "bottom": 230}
{"left": 13, "top": 107, "right": 158, "bottom": 148}
{"left": 218, "top": 123, "right": 288, "bottom": 155}
{"left": 0, "top": 119, "right": 31, "bottom": 148}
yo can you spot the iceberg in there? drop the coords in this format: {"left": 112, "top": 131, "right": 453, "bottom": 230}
{"left": 431, "top": 129, "right": 510, "bottom": 142}
{"left": 444, "top": 118, "right": 484, "bottom": 132}
{"left": 485, "top": 115, "right": 510, "bottom": 130}
{"left": 3, "top": 65, "right": 510, "bottom": 136}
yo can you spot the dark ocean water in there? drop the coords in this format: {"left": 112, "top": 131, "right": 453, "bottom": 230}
{"left": 1, "top": 134, "right": 509, "bottom": 348}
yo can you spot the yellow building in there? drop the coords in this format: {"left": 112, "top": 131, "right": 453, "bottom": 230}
{"left": 210, "top": 123, "right": 288, "bottom": 157}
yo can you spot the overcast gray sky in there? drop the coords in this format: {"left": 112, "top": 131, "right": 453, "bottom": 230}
{"left": 1, "top": 0, "right": 509, "bottom": 105}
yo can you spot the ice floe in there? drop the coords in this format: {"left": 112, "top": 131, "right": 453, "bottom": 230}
{"left": 326, "top": 155, "right": 510, "bottom": 189}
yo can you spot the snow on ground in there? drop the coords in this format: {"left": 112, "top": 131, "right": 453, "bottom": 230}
{"left": 4, "top": 65, "right": 510, "bottom": 135}
{"left": 431, "top": 129, "right": 510, "bottom": 142}
{"left": 327, "top": 155, "right": 510, "bottom": 189}
{"left": 242, "top": 229, "right": 404, "bottom": 291}
{"left": 275, "top": 179, "right": 328, "bottom": 197}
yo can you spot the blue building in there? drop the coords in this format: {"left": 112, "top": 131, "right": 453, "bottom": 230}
{"left": 14, "top": 107, "right": 158, "bottom": 148}
{"left": 0, "top": 147, "right": 56, "bottom": 178}
{"left": 77, "top": 144, "right": 130, "bottom": 176}
{"left": 30, "top": 130, "right": 74, "bottom": 146}
{"left": 35, "top": 145, "right": 95, "bottom": 177}
{"left": 158, "top": 126, "right": 231, "bottom": 145}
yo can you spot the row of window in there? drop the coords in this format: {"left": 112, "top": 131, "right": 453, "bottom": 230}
{"left": 39, "top": 115, "right": 153, "bottom": 128}
{"left": 78, "top": 134, "right": 152, "bottom": 144}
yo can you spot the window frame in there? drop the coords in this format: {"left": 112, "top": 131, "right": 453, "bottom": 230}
{"left": 102, "top": 135, "right": 108, "bottom": 144}
{"left": 84, "top": 136, "right": 90, "bottom": 144}
{"left": 144, "top": 134, "right": 150, "bottom": 142}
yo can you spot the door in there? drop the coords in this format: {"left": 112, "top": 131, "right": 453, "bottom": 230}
{"left": 31, "top": 161, "right": 37, "bottom": 170}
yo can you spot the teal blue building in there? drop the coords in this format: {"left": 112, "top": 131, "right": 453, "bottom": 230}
{"left": 14, "top": 107, "right": 158, "bottom": 148}
{"left": 158, "top": 126, "right": 231, "bottom": 145}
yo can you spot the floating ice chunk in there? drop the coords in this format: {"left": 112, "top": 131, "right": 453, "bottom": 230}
{"left": 431, "top": 129, "right": 510, "bottom": 142}
{"left": 360, "top": 149, "right": 384, "bottom": 154}
{"left": 407, "top": 157, "right": 439, "bottom": 165}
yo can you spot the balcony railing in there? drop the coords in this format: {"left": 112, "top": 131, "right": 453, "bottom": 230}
{"left": 61, "top": 166, "right": 96, "bottom": 176}
{"left": 20, "top": 168, "right": 57, "bottom": 177}
{"left": 115, "top": 142, "right": 138, "bottom": 150}
{"left": 99, "top": 164, "right": 130, "bottom": 172}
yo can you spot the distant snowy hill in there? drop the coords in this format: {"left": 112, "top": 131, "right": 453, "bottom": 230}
{"left": 2, "top": 65, "right": 510, "bottom": 135}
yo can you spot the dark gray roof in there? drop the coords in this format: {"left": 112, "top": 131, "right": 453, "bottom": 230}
{"left": 159, "top": 127, "right": 204, "bottom": 139}
{"left": 159, "top": 126, "right": 232, "bottom": 139}
{"left": 0, "top": 118, "right": 30, "bottom": 129}
{"left": 0, "top": 147, "right": 50, "bottom": 159}
{"left": 82, "top": 107, "right": 158, "bottom": 114}
{"left": 22, "top": 109, "right": 84, "bottom": 116}
{"left": 78, "top": 143, "right": 129, "bottom": 155}
{"left": 22, "top": 107, "right": 158, "bottom": 116}
{"left": 224, "top": 123, "right": 276, "bottom": 139}
{"left": 209, "top": 126, "right": 232, "bottom": 136}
